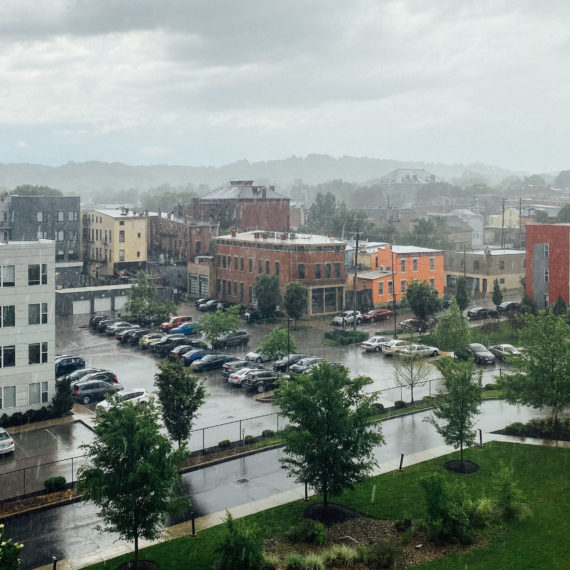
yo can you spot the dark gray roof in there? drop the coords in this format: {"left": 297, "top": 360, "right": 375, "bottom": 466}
{"left": 378, "top": 169, "right": 442, "bottom": 184}
{"left": 202, "top": 180, "right": 288, "bottom": 201}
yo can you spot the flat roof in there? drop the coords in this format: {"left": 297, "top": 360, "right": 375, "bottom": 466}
{"left": 0, "top": 239, "right": 55, "bottom": 247}
{"left": 90, "top": 209, "right": 153, "bottom": 219}
{"left": 468, "top": 249, "right": 525, "bottom": 255}
{"left": 217, "top": 230, "right": 345, "bottom": 246}
{"left": 357, "top": 269, "right": 392, "bottom": 280}
{"left": 381, "top": 245, "right": 442, "bottom": 254}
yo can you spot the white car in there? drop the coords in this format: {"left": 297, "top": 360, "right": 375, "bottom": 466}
{"left": 0, "top": 427, "right": 15, "bottom": 455}
{"left": 382, "top": 339, "right": 411, "bottom": 356}
{"left": 96, "top": 388, "right": 151, "bottom": 414}
{"left": 489, "top": 344, "right": 522, "bottom": 362}
{"left": 245, "top": 350, "right": 278, "bottom": 363}
{"left": 332, "top": 311, "right": 363, "bottom": 326}
{"left": 228, "top": 367, "right": 261, "bottom": 386}
{"left": 361, "top": 336, "right": 392, "bottom": 352}
{"left": 397, "top": 343, "right": 439, "bottom": 358}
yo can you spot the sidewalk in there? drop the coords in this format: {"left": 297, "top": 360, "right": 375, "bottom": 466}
{"left": 36, "top": 433, "right": 570, "bottom": 570}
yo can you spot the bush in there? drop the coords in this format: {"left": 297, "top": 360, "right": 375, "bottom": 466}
{"left": 375, "top": 402, "right": 385, "bottom": 414}
{"left": 287, "top": 519, "right": 327, "bottom": 545}
{"left": 395, "top": 518, "right": 412, "bottom": 532}
{"left": 44, "top": 476, "right": 67, "bottom": 492}
{"left": 0, "top": 414, "right": 8, "bottom": 428}
{"left": 262, "top": 429, "right": 275, "bottom": 438}
{"left": 394, "top": 400, "right": 406, "bottom": 410}
{"left": 492, "top": 462, "right": 528, "bottom": 523}
{"left": 284, "top": 553, "right": 304, "bottom": 569}
{"left": 323, "top": 330, "right": 369, "bottom": 345}
{"left": 463, "top": 497, "right": 493, "bottom": 530}
{"left": 323, "top": 544, "right": 359, "bottom": 567}
{"left": 503, "top": 422, "right": 526, "bottom": 436}
{"left": 8, "top": 413, "right": 24, "bottom": 427}
{"left": 484, "top": 383, "right": 498, "bottom": 391}
{"left": 244, "top": 435, "right": 255, "bottom": 444}
{"left": 0, "top": 524, "right": 24, "bottom": 570}
{"left": 368, "top": 539, "right": 399, "bottom": 569}
{"left": 303, "top": 553, "right": 325, "bottom": 569}
{"left": 218, "top": 439, "right": 231, "bottom": 449}
{"left": 262, "top": 553, "right": 279, "bottom": 569}
{"left": 50, "top": 377, "right": 74, "bottom": 418}
{"left": 214, "top": 512, "right": 263, "bottom": 570}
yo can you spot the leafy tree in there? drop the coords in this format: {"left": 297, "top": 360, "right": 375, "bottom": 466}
{"left": 404, "top": 218, "right": 451, "bottom": 250}
{"left": 534, "top": 210, "right": 549, "bottom": 223}
{"left": 124, "top": 270, "right": 176, "bottom": 325}
{"left": 492, "top": 279, "right": 503, "bottom": 309}
{"left": 521, "top": 291, "right": 534, "bottom": 315}
{"left": 155, "top": 359, "right": 206, "bottom": 448}
{"left": 433, "top": 298, "right": 471, "bottom": 356}
{"left": 0, "top": 523, "right": 23, "bottom": 570}
{"left": 257, "top": 327, "right": 297, "bottom": 361}
{"left": 214, "top": 511, "right": 263, "bottom": 570}
{"left": 201, "top": 304, "right": 241, "bottom": 345}
{"left": 557, "top": 203, "right": 570, "bottom": 222}
{"left": 393, "top": 352, "right": 431, "bottom": 404}
{"left": 275, "top": 362, "right": 384, "bottom": 508}
{"left": 140, "top": 183, "right": 197, "bottom": 212}
{"left": 497, "top": 313, "right": 570, "bottom": 425}
{"left": 554, "top": 170, "right": 570, "bottom": 190}
{"left": 405, "top": 280, "right": 441, "bottom": 322}
{"left": 552, "top": 295, "right": 567, "bottom": 316}
{"left": 11, "top": 184, "right": 63, "bottom": 196}
{"left": 455, "top": 276, "right": 469, "bottom": 312}
{"left": 49, "top": 376, "right": 74, "bottom": 417}
{"left": 284, "top": 282, "right": 308, "bottom": 320}
{"left": 253, "top": 274, "right": 281, "bottom": 319}
{"left": 78, "top": 399, "right": 186, "bottom": 567}
{"left": 425, "top": 358, "right": 482, "bottom": 470}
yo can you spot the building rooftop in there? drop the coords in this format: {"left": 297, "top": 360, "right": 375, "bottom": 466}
{"left": 378, "top": 169, "right": 442, "bottom": 185}
{"left": 357, "top": 269, "right": 392, "bottom": 280}
{"left": 92, "top": 208, "right": 150, "bottom": 219}
{"left": 201, "top": 180, "right": 288, "bottom": 201}
{"left": 467, "top": 248, "right": 526, "bottom": 256}
{"left": 381, "top": 245, "right": 442, "bottom": 255}
{"left": 217, "top": 230, "right": 345, "bottom": 247}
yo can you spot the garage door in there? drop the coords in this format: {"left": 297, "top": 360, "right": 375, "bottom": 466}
{"left": 94, "top": 297, "right": 112, "bottom": 311}
{"left": 114, "top": 296, "right": 128, "bottom": 311}
{"left": 72, "top": 300, "right": 91, "bottom": 315}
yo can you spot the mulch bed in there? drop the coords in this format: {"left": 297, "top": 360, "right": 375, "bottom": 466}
{"left": 444, "top": 459, "right": 479, "bottom": 474}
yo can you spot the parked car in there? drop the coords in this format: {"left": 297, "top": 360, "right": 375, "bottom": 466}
{"left": 116, "top": 326, "right": 140, "bottom": 342}
{"left": 289, "top": 357, "right": 325, "bottom": 374}
{"left": 160, "top": 315, "right": 192, "bottom": 332}
{"left": 332, "top": 310, "right": 363, "bottom": 326}
{"left": 96, "top": 318, "right": 119, "bottom": 332}
{"left": 150, "top": 335, "right": 189, "bottom": 357}
{"left": 89, "top": 314, "right": 107, "bottom": 328}
{"left": 212, "top": 330, "right": 250, "bottom": 349}
{"left": 397, "top": 319, "right": 430, "bottom": 333}
{"left": 273, "top": 353, "right": 311, "bottom": 372}
{"left": 194, "top": 297, "right": 210, "bottom": 308}
{"left": 489, "top": 344, "right": 522, "bottom": 361}
{"left": 105, "top": 321, "right": 133, "bottom": 336}
{"left": 457, "top": 343, "right": 496, "bottom": 364}
{"left": 245, "top": 349, "right": 280, "bottom": 363}
{"left": 382, "top": 339, "right": 411, "bottom": 356}
{"left": 498, "top": 301, "right": 522, "bottom": 314}
{"left": 139, "top": 331, "right": 164, "bottom": 349}
{"left": 467, "top": 307, "right": 499, "bottom": 320}
{"left": 0, "top": 427, "right": 15, "bottom": 455}
{"left": 73, "top": 379, "right": 123, "bottom": 404}
{"left": 227, "top": 366, "right": 263, "bottom": 386}
{"left": 361, "top": 309, "right": 392, "bottom": 323}
{"left": 171, "top": 321, "right": 202, "bottom": 335}
{"left": 182, "top": 348, "right": 212, "bottom": 366}
{"left": 191, "top": 354, "right": 237, "bottom": 372}
{"left": 242, "top": 369, "right": 280, "bottom": 392}
{"left": 96, "top": 388, "right": 151, "bottom": 414}
{"left": 198, "top": 299, "right": 219, "bottom": 312}
{"left": 126, "top": 328, "right": 151, "bottom": 344}
{"left": 360, "top": 336, "right": 391, "bottom": 352}
{"left": 55, "top": 355, "right": 85, "bottom": 378}
{"left": 56, "top": 367, "right": 104, "bottom": 386}
{"left": 168, "top": 344, "right": 195, "bottom": 360}
{"left": 223, "top": 360, "right": 265, "bottom": 378}
{"left": 397, "top": 344, "right": 440, "bottom": 358}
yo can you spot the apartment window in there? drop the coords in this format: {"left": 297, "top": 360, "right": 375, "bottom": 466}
{"left": 325, "top": 264, "right": 331, "bottom": 278}
{"left": 258, "top": 260, "right": 262, "bottom": 274}
{"left": 430, "top": 257, "right": 435, "bottom": 271}
{"left": 119, "top": 249, "right": 125, "bottom": 261}
{"left": 265, "top": 260, "right": 270, "bottom": 274}
{"left": 473, "top": 260, "right": 480, "bottom": 270}
{"left": 227, "top": 255, "right": 231, "bottom": 269}
{"left": 334, "top": 263, "right": 341, "bottom": 278}
{"left": 249, "top": 258, "right": 253, "bottom": 272}
{"left": 315, "top": 264, "right": 321, "bottom": 279}
{"left": 413, "top": 258, "right": 418, "bottom": 272}
{"left": 119, "top": 230, "right": 125, "bottom": 243}
{"left": 0, "top": 346, "right": 16, "bottom": 368}
{"left": 400, "top": 259, "right": 406, "bottom": 273}
{"left": 222, "top": 256, "right": 226, "bottom": 268}
{"left": 57, "top": 211, "right": 65, "bottom": 222}
{"left": 233, "top": 281, "right": 237, "bottom": 297}
{"left": 499, "top": 260, "right": 505, "bottom": 270}
{"left": 298, "top": 264, "right": 305, "bottom": 279}
{"left": 68, "top": 230, "right": 78, "bottom": 241}
{"left": 119, "top": 220, "right": 125, "bottom": 226}
{"left": 388, "top": 281, "right": 393, "bottom": 295}
{"left": 430, "top": 278, "right": 435, "bottom": 289}
{"left": 42, "top": 381, "right": 48, "bottom": 403}
{"left": 136, "top": 251, "right": 140, "bottom": 258}
{"left": 216, "top": 256, "right": 220, "bottom": 267}
{"left": 1, "top": 305, "right": 15, "bottom": 327}
{"left": 56, "top": 230, "right": 65, "bottom": 241}
{"left": 240, "top": 282, "right": 244, "bottom": 302}
{"left": 29, "top": 342, "right": 48, "bottom": 364}
{"left": 196, "top": 241, "right": 202, "bottom": 254}
{"left": 544, "top": 243, "right": 549, "bottom": 259}
{"left": 222, "top": 280, "right": 226, "bottom": 296}
{"left": 544, "top": 268, "right": 549, "bottom": 283}
{"left": 29, "top": 382, "right": 41, "bottom": 405}
{"left": 1, "top": 386, "right": 16, "bottom": 408}
{"left": 275, "top": 261, "right": 280, "bottom": 276}
{"left": 401, "top": 280, "right": 407, "bottom": 294}
{"left": 37, "top": 212, "right": 47, "bottom": 222}
{"left": 37, "top": 230, "right": 48, "bottom": 239}
{"left": 28, "top": 303, "right": 48, "bottom": 325}
{"left": 240, "top": 257, "right": 244, "bottom": 271}
{"left": 1, "top": 265, "right": 15, "bottom": 287}
{"left": 379, "top": 282, "right": 384, "bottom": 296}
{"left": 500, "top": 278, "right": 505, "bottom": 284}
{"left": 28, "top": 264, "right": 48, "bottom": 285}
{"left": 68, "top": 211, "right": 78, "bottom": 221}
{"left": 137, "top": 232, "right": 141, "bottom": 239}
{"left": 234, "top": 256, "right": 238, "bottom": 270}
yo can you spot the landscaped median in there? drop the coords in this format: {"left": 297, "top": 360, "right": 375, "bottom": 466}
{"left": 83, "top": 442, "right": 570, "bottom": 569}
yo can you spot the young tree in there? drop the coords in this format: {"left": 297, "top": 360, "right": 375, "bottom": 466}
{"left": 201, "top": 304, "right": 241, "bottom": 345}
{"left": 492, "top": 279, "right": 503, "bottom": 309}
{"left": 433, "top": 298, "right": 471, "bottom": 356}
{"left": 497, "top": 313, "right": 570, "bottom": 425}
{"left": 78, "top": 400, "right": 186, "bottom": 567}
{"left": 253, "top": 274, "right": 281, "bottom": 318}
{"left": 425, "top": 358, "right": 482, "bottom": 471}
{"left": 155, "top": 359, "right": 206, "bottom": 448}
{"left": 284, "top": 282, "right": 308, "bottom": 320}
{"left": 275, "top": 362, "right": 384, "bottom": 509}
{"left": 257, "top": 327, "right": 297, "bottom": 361}
{"left": 393, "top": 353, "right": 431, "bottom": 404}
{"left": 455, "top": 276, "right": 469, "bottom": 312}
{"left": 124, "top": 270, "right": 176, "bottom": 325}
{"left": 49, "top": 377, "right": 75, "bottom": 417}
{"left": 405, "top": 280, "right": 441, "bottom": 322}
{"left": 214, "top": 512, "right": 263, "bottom": 570}
{"left": 552, "top": 295, "right": 567, "bottom": 316}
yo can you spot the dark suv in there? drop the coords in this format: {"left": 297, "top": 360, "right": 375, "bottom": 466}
{"left": 498, "top": 301, "right": 521, "bottom": 314}
{"left": 467, "top": 307, "right": 499, "bottom": 320}
{"left": 212, "top": 330, "right": 250, "bottom": 349}
{"left": 73, "top": 380, "right": 123, "bottom": 404}
{"left": 242, "top": 370, "right": 279, "bottom": 393}
{"left": 273, "top": 354, "right": 311, "bottom": 372}
{"left": 149, "top": 334, "right": 187, "bottom": 355}
{"left": 55, "top": 356, "right": 85, "bottom": 378}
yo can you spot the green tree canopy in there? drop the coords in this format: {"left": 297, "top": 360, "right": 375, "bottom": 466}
{"left": 551, "top": 295, "right": 567, "bottom": 316}
{"left": 155, "top": 358, "right": 206, "bottom": 448}
{"left": 11, "top": 184, "right": 63, "bottom": 196}
{"left": 405, "top": 280, "right": 441, "bottom": 322}
{"left": 257, "top": 327, "right": 297, "bottom": 361}
{"left": 554, "top": 170, "right": 570, "bottom": 190}
{"left": 498, "top": 313, "right": 570, "bottom": 424}
{"left": 404, "top": 218, "right": 452, "bottom": 250}
{"left": 426, "top": 358, "right": 482, "bottom": 469}
{"left": 275, "top": 362, "right": 384, "bottom": 508}
{"left": 253, "top": 274, "right": 281, "bottom": 318}
{"left": 492, "top": 279, "right": 503, "bottom": 308}
{"left": 455, "top": 276, "right": 469, "bottom": 312}
{"left": 434, "top": 298, "right": 471, "bottom": 355}
{"left": 0, "top": 524, "right": 23, "bottom": 570}
{"left": 124, "top": 270, "right": 176, "bottom": 325}
{"left": 557, "top": 203, "right": 570, "bottom": 222}
{"left": 140, "top": 183, "right": 198, "bottom": 212}
{"left": 78, "top": 399, "right": 186, "bottom": 566}
{"left": 284, "top": 282, "right": 308, "bottom": 320}
{"left": 201, "top": 304, "right": 242, "bottom": 345}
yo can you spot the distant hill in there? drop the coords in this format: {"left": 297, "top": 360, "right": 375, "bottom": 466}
{"left": 0, "top": 155, "right": 518, "bottom": 197}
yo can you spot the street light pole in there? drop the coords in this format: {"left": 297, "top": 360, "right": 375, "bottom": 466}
{"left": 353, "top": 231, "right": 359, "bottom": 331}
{"left": 287, "top": 318, "right": 292, "bottom": 368}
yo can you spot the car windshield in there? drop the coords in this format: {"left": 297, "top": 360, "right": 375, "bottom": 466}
{"left": 0, "top": 431, "right": 10, "bottom": 441}
{"left": 471, "top": 344, "right": 486, "bottom": 351}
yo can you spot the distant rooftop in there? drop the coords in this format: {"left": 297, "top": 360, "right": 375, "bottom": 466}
{"left": 468, "top": 248, "right": 525, "bottom": 256}
{"left": 383, "top": 244, "right": 442, "bottom": 254}
{"left": 217, "top": 230, "right": 345, "bottom": 247}
{"left": 378, "top": 169, "right": 442, "bottom": 185}
{"left": 201, "top": 180, "right": 288, "bottom": 201}
{"left": 357, "top": 269, "right": 392, "bottom": 280}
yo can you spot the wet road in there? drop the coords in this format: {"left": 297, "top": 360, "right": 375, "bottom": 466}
{"left": 4, "top": 400, "right": 544, "bottom": 570}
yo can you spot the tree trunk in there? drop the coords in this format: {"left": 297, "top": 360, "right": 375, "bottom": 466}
{"left": 460, "top": 441, "right": 464, "bottom": 473}
{"left": 134, "top": 533, "right": 139, "bottom": 567}
{"left": 411, "top": 386, "right": 414, "bottom": 404}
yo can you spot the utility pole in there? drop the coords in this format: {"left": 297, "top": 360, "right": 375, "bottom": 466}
{"left": 391, "top": 247, "right": 397, "bottom": 339}
{"left": 352, "top": 231, "right": 359, "bottom": 331}
{"left": 518, "top": 197, "right": 522, "bottom": 248}
{"left": 501, "top": 198, "right": 506, "bottom": 249}
{"left": 463, "top": 243, "right": 467, "bottom": 279}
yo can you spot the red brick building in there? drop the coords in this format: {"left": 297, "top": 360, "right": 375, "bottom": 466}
{"left": 525, "top": 223, "right": 570, "bottom": 310}
{"left": 214, "top": 230, "right": 346, "bottom": 315}
{"left": 183, "top": 180, "right": 290, "bottom": 232}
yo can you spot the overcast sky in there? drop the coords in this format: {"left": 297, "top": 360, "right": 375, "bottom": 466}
{"left": 1, "top": 1, "right": 568, "bottom": 172}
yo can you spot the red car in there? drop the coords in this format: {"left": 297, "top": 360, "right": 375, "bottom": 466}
{"left": 361, "top": 309, "right": 392, "bottom": 322}
{"left": 160, "top": 315, "right": 192, "bottom": 332}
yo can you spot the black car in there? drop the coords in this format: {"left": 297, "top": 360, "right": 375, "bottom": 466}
{"left": 457, "top": 343, "right": 496, "bottom": 364}
{"left": 273, "top": 353, "right": 311, "bottom": 372}
{"left": 149, "top": 334, "right": 187, "bottom": 354}
{"left": 116, "top": 327, "right": 140, "bottom": 343}
{"left": 89, "top": 314, "right": 106, "bottom": 328}
{"left": 80, "top": 370, "right": 119, "bottom": 384}
{"left": 168, "top": 344, "right": 195, "bottom": 360}
{"left": 242, "top": 369, "right": 280, "bottom": 392}
{"left": 73, "top": 380, "right": 123, "bottom": 404}
{"left": 153, "top": 336, "right": 190, "bottom": 357}
{"left": 397, "top": 319, "right": 430, "bottom": 333}
{"left": 55, "top": 356, "right": 85, "bottom": 378}
{"left": 194, "top": 297, "right": 210, "bottom": 308}
{"left": 498, "top": 301, "right": 521, "bottom": 314}
{"left": 222, "top": 359, "right": 265, "bottom": 378}
{"left": 127, "top": 328, "right": 152, "bottom": 344}
{"left": 191, "top": 354, "right": 237, "bottom": 372}
{"left": 212, "top": 330, "right": 250, "bottom": 349}
{"left": 96, "top": 318, "right": 119, "bottom": 332}
{"left": 467, "top": 307, "right": 499, "bottom": 320}
{"left": 56, "top": 367, "right": 103, "bottom": 386}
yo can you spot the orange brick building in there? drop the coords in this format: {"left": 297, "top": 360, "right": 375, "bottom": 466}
{"left": 355, "top": 245, "right": 444, "bottom": 306}
{"left": 214, "top": 230, "right": 346, "bottom": 315}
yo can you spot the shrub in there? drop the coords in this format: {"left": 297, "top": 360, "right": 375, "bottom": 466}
{"left": 503, "top": 422, "right": 526, "bottom": 436}
{"left": 262, "top": 429, "right": 275, "bottom": 438}
{"left": 284, "top": 553, "right": 304, "bottom": 569}
{"left": 368, "top": 539, "right": 399, "bottom": 569}
{"left": 323, "top": 330, "right": 368, "bottom": 345}
{"left": 463, "top": 497, "right": 493, "bottom": 530}
{"left": 214, "top": 511, "right": 263, "bottom": 570}
{"left": 44, "top": 476, "right": 67, "bottom": 492}
{"left": 394, "top": 400, "right": 406, "bottom": 410}
{"left": 323, "top": 544, "right": 359, "bottom": 567}
{"left": 50, "top": 377, "right": 74, "bottom": 418}
{"left": 0, "top": 414, "right": 8, "bottom": 428}
{"left": 287, "top": 519, "right": 327, "bottom": 545}
{"left": 262, "top": 553, "right": 279, "bottom": 569}
{"left": 375, "top": 402, "right": 385, "bottom": 414}
{"left": 303, "top": 553, "right": 325, "bottom": 569}
{"left": 395, "top": 518, "right": 412, "bottom": 532}
{"left": 0, "top": 523, "right": 24, "bottom": 570}
{"left": 492, "top": 462, "right": 528, "bottom": 523}
{"left": 8, "top": 412, "right": 24, "bottom": 427}
{"left": 244, "top": 435, "right": 255, "bottom": 444}
{"left": 218, "top": 439, "right": 231, "bottom": 449}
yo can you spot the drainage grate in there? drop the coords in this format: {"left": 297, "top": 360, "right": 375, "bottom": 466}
{"left": 236, "top": 478, "right": 249, "bottom": 484}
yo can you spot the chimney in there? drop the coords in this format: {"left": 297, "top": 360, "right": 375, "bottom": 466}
{"left": 231, "top": 228, "right": 237, "bottom": 237}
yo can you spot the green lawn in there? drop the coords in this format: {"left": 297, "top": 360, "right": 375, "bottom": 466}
{"left": 87, "top": 442, "right": 569, "bottom": 569}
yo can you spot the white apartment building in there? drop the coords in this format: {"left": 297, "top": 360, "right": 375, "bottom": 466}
{"left": 0, "top": 240, "right": 55, "bottom": 416}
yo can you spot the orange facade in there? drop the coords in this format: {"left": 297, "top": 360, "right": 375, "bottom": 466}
{"left": 356, "top": 245, "right": 444, "bottom": 306}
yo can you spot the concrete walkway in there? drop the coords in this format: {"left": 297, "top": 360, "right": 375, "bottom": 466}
{"left": 35, "top": 433, "right": 570, "bottom": 570}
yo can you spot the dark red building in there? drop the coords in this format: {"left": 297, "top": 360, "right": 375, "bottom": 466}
{"left": 525, "top": 223, "right": 570, "bottom": 309}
